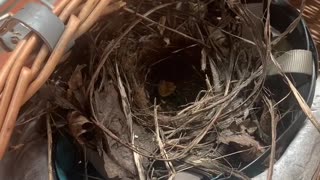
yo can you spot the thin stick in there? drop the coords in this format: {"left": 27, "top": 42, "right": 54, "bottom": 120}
{"left": 115, "top": 64, "right": 146, "bottom": 180}
{"left": 0, "top": 40, "right": 27, "bottom": 92}
{"left": 0, "top": 67, "right": 32, "bottom": 159}
{"left": 46, "top": 111, "right": 54, "bottom": 180}
{"left": 264, "top": 95, "right": 277, "bottom": 180}
{"left": 23, "top": 15, "right": 80, "bottom": 104}
{"left": 133, "top": 144, "right": 145, "bottom": 180}
{"left": 154, "top": 102, "right": 176, "bottom": 175}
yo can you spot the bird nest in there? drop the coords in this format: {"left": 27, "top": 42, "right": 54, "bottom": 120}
{"left": 19, "top": 0, "right": 315, "bottom": 179}
{"left": 75, "top": 0, "right": 276, "bottom": 179}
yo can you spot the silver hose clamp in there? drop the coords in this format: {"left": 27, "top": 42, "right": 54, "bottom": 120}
{"left": 0, "top": 3, "right": 65, "bottom": 51}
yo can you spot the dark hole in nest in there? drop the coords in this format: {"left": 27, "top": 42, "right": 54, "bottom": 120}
{"left": 146, "top": 45, "right": 207, "bottom": 111}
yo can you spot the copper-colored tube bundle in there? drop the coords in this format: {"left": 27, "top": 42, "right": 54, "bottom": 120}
{"left": 0, "top": 0, "right": 126, "bottom": 159}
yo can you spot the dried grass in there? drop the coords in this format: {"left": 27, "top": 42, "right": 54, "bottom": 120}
{"left": 86, "top": 0, "right": 275, "bottom": 178}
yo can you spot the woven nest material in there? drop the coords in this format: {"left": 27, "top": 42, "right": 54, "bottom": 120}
{"left": 70, "top": 0, "right": 276, "bottom": 179}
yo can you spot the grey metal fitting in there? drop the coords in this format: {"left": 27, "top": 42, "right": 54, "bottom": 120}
{"left": 0, "top": 3, "right": 65, "bottom": 51}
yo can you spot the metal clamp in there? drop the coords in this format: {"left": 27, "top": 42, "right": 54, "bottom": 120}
{"left": 0, "top": 3, "right": 65, "bottom": 51}
{"left": 0, "top": 19, "right": 30, "bottom": 51}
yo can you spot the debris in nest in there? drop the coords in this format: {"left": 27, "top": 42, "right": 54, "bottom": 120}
{"left": 68, "top": 111, "right": 94, "bottom": 145}
{"left": 217, "top": 132, "right": 265, "bottom": 162}
{"left": 158, "top": 80, "right": 176, "bottom": 97}
{"left": 92, "top": 81, "right": 157, "bottom": 178}
{"left": 68, "top": 65, "right": 86, "bottom": 92}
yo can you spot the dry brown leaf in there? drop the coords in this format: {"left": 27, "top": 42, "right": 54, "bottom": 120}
{"left": 218, "top": 133, "right": 265, "bottom": 162}
{"left": 67, "top": 111, "right": 93, "bottom": 145}
{"left": 93, "top": 83, "right": 137, "bottom": 175}
{"left": 218, "top": 133, "right": 264, "bottom": 152}
{"left": 158, "top": 80, "right": 176, "bottom": 97}
{"left": 67, "top": 65, "right": 87, "bottom": 109}
{"left": 68, "top": 65, "right": 86, "bottom": 91}
{"left": 93, "top": 83, "right": 156, "bottom": 177}
{"left": 93, "top": 82, "right": 125, "bottom": 125}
